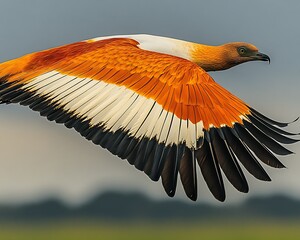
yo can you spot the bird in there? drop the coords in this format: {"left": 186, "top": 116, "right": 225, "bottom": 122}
{"left": 0, "top": 34, "right": 297, "bottom": 202}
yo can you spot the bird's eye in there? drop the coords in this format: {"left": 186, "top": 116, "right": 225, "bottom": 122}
{"left": 238, "top": 47, "right": 247, "bottom": 55}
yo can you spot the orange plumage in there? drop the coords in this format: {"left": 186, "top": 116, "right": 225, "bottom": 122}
{"left": 0, "top": 34, "right": 296, "bottom": 201}
{"left": 1, "top": 38, "right": 249, "bottom": 126}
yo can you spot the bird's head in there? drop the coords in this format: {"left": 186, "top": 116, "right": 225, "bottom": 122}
{"left": 193, "top": 42, "right": 270, "bottom": 71}
{"left": 222, "top": 42, "right": 270, "bottom": 67}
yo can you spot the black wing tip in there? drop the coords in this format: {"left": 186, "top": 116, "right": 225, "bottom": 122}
{"left": 209, "top": 122, "right": 290, "bottom": 197}
{"left": 284, "top": 150, "right": 295, "bottom": 155}
{"left": 264, "top": 159, "right": 286, "bottom": 169}
{"left": 263, "top": 176, "right": 272, "bottom": 182}
{"left": 291, "top": 116, "right": 300, "bottom": 124}
{"left": 188, "top": 194, "right": 197, "bottom": 201}
{"left": 249, "top": 107, "right": 299, "bottom": 127}
{"left": 215, "top": 192, "right": 226, "bottom": 202}
{"left": 276, "top": 162, "right": 286, "bottom": 169}
{"left": 239, "top": 184, "right": 249, "bottom": 193}
{"left": 148, "top": 174, "right": 160, "bottom": 182}
{"left": 223, "top": 126, "right": 274, "bottom": 182}
{"left": 178, "top": 147, "right": 198, "bottom": 201}
{"left": 242, "top": 119, "right": 297, "bottom": 156}
{"left": 209, "top": 128, "right": 249, "bottom": 193}
{"left": 166, "top": 189, "right": 176, "bottom": 198}
{"left": 233, "top": 123, "right": 287, "bottom": 169}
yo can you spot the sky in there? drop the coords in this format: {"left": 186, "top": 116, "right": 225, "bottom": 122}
{"left": 0, "top": 0, "right": 299, "bottom": 206}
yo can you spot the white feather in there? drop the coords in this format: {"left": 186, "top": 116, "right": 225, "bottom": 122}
{"left": 91, "top": 34, "right": 192, "bottom": 62}
{"left": 23, "top": 71, "right": 204, "bottom": 147}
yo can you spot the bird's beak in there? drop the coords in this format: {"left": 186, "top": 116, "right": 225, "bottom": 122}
{"left": 251, "top": 52, "right": 270, "bottom": 63}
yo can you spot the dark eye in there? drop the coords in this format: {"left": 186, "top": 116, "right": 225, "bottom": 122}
{"left": 238, "top": 47, "right": 247, "bottom": 55}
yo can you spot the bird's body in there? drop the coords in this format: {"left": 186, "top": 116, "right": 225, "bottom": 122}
{"left": 0, "top": 34, "right": 296, "bottom": 201}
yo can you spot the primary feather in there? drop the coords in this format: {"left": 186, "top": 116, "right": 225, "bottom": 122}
{"left": 0, "top": 34, "right": 296, "bottom": 201}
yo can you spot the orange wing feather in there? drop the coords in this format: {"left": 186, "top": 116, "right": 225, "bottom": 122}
{"left": 1, "top": 38, "right": 249, "bottom": 127}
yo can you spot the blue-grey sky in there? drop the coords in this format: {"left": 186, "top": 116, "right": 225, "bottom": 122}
{"left": 0, "top": 0, "right": 299, "bottom": 205}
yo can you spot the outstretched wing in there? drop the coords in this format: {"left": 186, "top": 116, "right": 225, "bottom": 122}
{"left": 0, "top": 37, "right": 297, "bottom": 201}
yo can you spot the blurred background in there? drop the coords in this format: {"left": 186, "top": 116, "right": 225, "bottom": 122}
{"left": 0, "top": 0, "right": 299, "bottom": 239}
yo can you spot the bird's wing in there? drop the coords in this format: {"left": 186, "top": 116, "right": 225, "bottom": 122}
{"left": 0, "top": 37, "right": 297, "bottom": 201}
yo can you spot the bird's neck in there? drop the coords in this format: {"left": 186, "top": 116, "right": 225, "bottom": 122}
{"left": 115, "top": 35, "right": 236, "bottom": 72}
{"left": 190, "top": 44, "right": 234, "bottom": 72}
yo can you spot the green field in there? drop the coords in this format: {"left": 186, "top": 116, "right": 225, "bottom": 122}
{"left": 0, "top": 221, "right": 300, "bottom": 240}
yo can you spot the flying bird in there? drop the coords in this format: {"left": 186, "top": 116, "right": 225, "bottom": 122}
{"left": 0, "top": 34, "right": 297, "bottom": 201}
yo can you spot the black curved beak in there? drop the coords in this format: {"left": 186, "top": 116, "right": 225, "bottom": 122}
{"left": 252, "top": 52, "right": 270, "bottom": 63}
